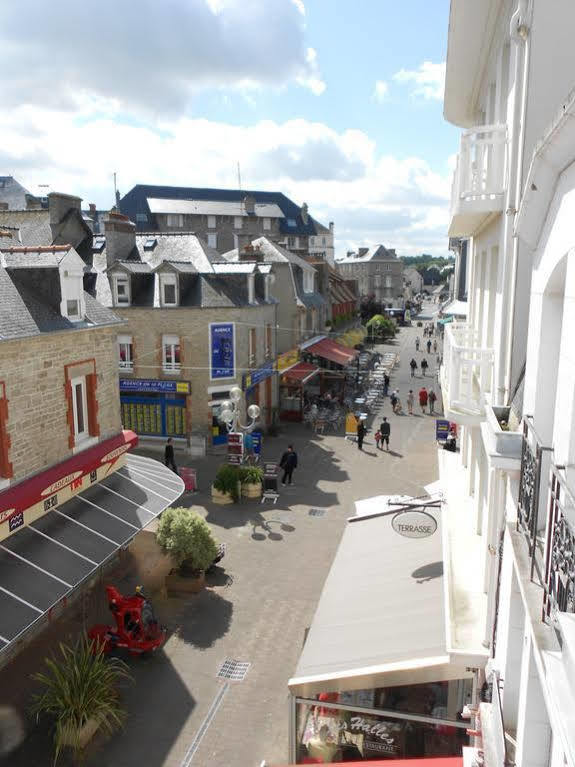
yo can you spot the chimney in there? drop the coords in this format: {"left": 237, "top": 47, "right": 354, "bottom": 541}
{"left": 115, "top": 189, "right": 121, "bottom": 211}
{"left": 301, "top": 202, "right": 309, "bottom": 225}
{"left": 243, "top": 195, "right": 255, "bottom": 215}
{"left": 48, "top": 192, "right": 83, "bottom": 233}
{"left": 89, "top": 203, "right": 97, "bottom": 216}
{"left": 104, "top": 210, "right": 136, "bottom": 268}
{"left": 236, "top": 233, "right": 252, "bottom": 256}
{"left": 329, "top": 221, "right": 334, "bottom": 233}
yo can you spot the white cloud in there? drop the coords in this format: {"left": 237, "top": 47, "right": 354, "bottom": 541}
{"left": 0, "top": 101, "right": 451, "bottom": 257}
{"left": 373, "top": 80, "right": 389, "bottom": 103}
{"left": 393, "top": 61, "right": 446, "bottom": 102}
{"left": 0, "top": 0, "right": 323, "bottom": 112}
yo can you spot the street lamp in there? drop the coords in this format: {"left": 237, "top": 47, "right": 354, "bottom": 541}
{"left": 218, "top": 385, "right": 260, "bottom": 434}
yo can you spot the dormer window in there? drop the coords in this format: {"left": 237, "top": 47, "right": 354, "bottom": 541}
{"left": 114, "top": 275, "right": 130, "bottom": 306}
{"left": 67, "top": 300, "right": 80, "bottom": 318}
{"left": 92, "top": 236, "right": 105, "bottom": 253}
{"left": 303, "top": 271, "right": 314, "bottom": 294}
{"left": 160, "top": 273, "right": 178, "bottom": 307}
{"left": 60, "top": 269, "right": 85, "bottom": 322}
{"left": 143, "top": 237, "right": 157, "bottom": 251}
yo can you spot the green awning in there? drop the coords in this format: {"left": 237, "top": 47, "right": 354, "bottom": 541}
{"left": 437, "top": 316, "right": 454, "bottom": 326}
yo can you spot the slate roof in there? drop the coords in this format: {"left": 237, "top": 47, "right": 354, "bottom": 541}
{"left": 0, "top": 177, "right": 44, "bottom": 210}
{"left": 337, "top": 244, "right": 398, "bottom": 264}
{"left": 107, "top": 260, "right": 153, "bottom": 274}
{"left": 120, "top": 184, "right": 326, "bottom": 236}
{"left": 222, "top": 236, "right": 314, "bottom": 272}
{"left": 0, "top": 210, "right": 53, "bottom": 248}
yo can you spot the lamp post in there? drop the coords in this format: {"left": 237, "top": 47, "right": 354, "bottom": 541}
{"left": 218, "top": 386, "right": 260, "bottom": 435}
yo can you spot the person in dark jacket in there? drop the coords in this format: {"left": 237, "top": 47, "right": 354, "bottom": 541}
{"left": 379, "top": 417, "right": 391, "bottom": 451}
{"left": 164, "top": 438, "right": 178, "bottom": 474}
{"left": 280, "top": 445, "right": 298, "bottom": 485}
{"left": 357, "top": 419, "right": 366, "bottom": 450}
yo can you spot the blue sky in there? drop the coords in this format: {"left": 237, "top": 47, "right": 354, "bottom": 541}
{"left": 0, "top": 0, "right": 458, "bottom": 257}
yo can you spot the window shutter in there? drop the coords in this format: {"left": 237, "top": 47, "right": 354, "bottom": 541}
{"left": 64, "top": 379, "right": 76, "bottom": 448}
{"left": 86, "top": 373, "right": 100, "bottom": 437}
{"left": 0, "top": 387, "right": 13, "bottom": 479}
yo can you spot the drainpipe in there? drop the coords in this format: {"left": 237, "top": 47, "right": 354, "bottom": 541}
{"left": 497, "top": 0, "right": 531, "bottom": 405}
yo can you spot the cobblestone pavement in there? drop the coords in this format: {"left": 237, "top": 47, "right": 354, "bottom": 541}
{"left": 2, "top": 304, "right": 443, "bottom": 767}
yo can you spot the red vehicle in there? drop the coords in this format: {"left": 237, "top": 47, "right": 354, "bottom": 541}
{"left": 88, "top": 585, "right": 167, "bottom": 656}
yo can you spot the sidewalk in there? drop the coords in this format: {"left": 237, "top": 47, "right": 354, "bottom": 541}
{"left": 2, "top": 307, "right": 445, "bottom": 767}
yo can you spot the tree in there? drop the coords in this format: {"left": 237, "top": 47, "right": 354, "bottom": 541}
{"left": 366, "top": 314, "right": 396, "bottom": 341}
{"left": 157, "top": 507, "right": 219, "bottom": 572}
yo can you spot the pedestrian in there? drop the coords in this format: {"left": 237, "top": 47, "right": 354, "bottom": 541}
{"left": 375, "top": 428, "right": 382, "bottom": 449}
{"left": 410, "top": 358, "right": 418, "bottom": 377}
{"left": 426, "top": 339, "right": 432, "bottom": 354}
{"left": 415, "top": 336, "right": 420, "bottom": 351}
{"left": 394, "top": 396, "right": 403, "bottom": 415}
{"left": 429, "top": 389, "right": 437, "bottom": 414}
{"left": 419, "top": 386, "right": 428, "bottom": 414}
{"left": 164, "top": 437, "right": 178, "bottom": 474}
{"left": 433, "top": 339, "right": 438, "bottom": 354}
{"left": 423, "top": 326, "right": 428, "bottom": 338}
{"left": 407, "top": 389, "right": 414, "bottom": 415}
{"left": 383, "top": 373, "right": 390, "bottom": 397}
{"left": 280, "top": 444, "right": 298, "bottom": 485}
{"left": 390, "top": 390, "right": 398, "bottom": 411}
{"left": 357, "top": 418, "right": 366, "bottom": 450}
{"left": 421, "top": 357, "right": 429, "bottom": 376}
{"left": 380, "top": 417, "right": 391, "bottom": 451}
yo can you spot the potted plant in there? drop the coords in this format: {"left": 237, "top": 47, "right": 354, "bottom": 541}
{"left": 211, "top": 464, "right": 241, "bottom": 504}
{"left": 239, "top": 465, "right": 264, "bottom": 499}
{"left": 32, "top": 635, "right": 131, "bottom": 764}
{"left": 157, "top": 507, "right": 220, "bottom": 594}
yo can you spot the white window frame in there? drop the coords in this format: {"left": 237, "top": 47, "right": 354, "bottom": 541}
{"left": 162, "top": 334, "right": 181, "bottom": 374}
{"left": 114, "top": 275, "right": 130, "bottom": 306}
{"left": 303, "top": 270, "right": 314, "bottom": 294}
{"left": 207, "top": 215, "right": 216, "bottom": 229}
{"left": 265, "top": 324, "right": 272, "bottom": 360}
{"left": 234, "top": 216, "right": 243, "bottom": 229}
{"left": 160, "top": 273, "right": 178, "bottom": 307}
{"left": 207, "top": 233, "right": 217, "bottom": 249}
{"left": 118, "top": 335, "right": 134, "bottom": 372}
{"left": 71, "top": 376, "right": 89, "bottom": 443}
{"left": 263, "top": 217, "right": 271, "bottom": 231}
{"left": 166, "top": 213, "right": 183, "bottom": 228}
{"left": 248, "top": 273, "right": 255, "bottom": 304}
{"left": 248, "top": 327, "right": 256, "bottom": 366}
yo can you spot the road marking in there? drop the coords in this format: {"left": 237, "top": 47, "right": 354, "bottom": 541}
{"left": 180, "top": 682, "right": 230, "bottom": 766}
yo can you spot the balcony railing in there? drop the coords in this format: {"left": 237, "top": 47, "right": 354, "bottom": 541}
{"left": 441, "top": 322, "right": 494, "bottom": 420}
{"left": 543, "top": 465, "right": 575, "bottom": 621}
{"left": 449, "top": 124, "right": 507, "bottom": 237}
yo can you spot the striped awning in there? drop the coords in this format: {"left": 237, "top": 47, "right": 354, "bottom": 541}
{"left": 0, "top": 453, "right": 183, "bottom": 653}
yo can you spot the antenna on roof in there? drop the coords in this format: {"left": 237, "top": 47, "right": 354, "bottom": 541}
{"left": 113, "top": 172, "right": 121, "bottom": 211}
{"left": 237, "top": 162, "right": 242, "bottom": 191}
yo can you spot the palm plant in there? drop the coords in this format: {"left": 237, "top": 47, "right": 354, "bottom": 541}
{"left": 32, "top": 634, "right": 131, "bottom": 764}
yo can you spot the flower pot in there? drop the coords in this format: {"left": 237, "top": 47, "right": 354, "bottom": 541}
{"left": 59, "top": 716, "right": 101, "bottom": 749}
{"left": 241, "top": 481, "right": 262, "bottom": 499}
{"left": 211, "top": 484, "right": 236, "bottom": 505}
{"left": 165, "top": 569, "right": 205, "bottom": 595}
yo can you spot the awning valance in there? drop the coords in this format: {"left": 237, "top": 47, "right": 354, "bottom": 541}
{"left": 288, "top": 495, "right": 470, "bottom": 697}
{"left": 306, "top": 338, "right": 359, "bottom": 366}
{"left": 281, "top": 362, "right": 320, "bottom": 385}
{"left": 279, "top": 758, "right": 463, "bottom": 767}
{"left": 0, "top": 451, "right": 183, "bottom": 653}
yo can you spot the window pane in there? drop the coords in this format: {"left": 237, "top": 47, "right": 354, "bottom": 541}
{"left": 164, "top": 284, "right": 176, "bottom": 304}
{"left": 174, "top": 344, "right": 181, "bottom": 364}
{"left": 67, "top": 300, "right": 79, "bottom": 317}
{"left": 74, "top": 382, "right": 85, "bottom": 434}
{"left": 164, "top": 344, "right": 173, "bottom": 365}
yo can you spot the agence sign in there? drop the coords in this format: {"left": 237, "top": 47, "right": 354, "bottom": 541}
{"left": 391, "top": 508, "right": 437, "bottom": 539}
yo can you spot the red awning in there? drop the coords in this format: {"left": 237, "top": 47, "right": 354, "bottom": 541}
{"left": 307, "top": 338, "right": 359, "bottom": 366}
{"left": 280, "top": 757, "right": 463, "bottom": 767}
{"left": 282, "top": 362, "right": 320, "bottom": 385}
{"left": 0, "top": 430, "right": 138, "bottom": 518}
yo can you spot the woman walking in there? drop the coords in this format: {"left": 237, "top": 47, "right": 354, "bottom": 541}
{"left": 421, "top": 357, "right": 429, "bottom": 376}
{"left": 410, "top": 358, "right": 418, "bottom": 377}
{"left": 419, "top": 386, "right": 428, "bottom": 414}
{"left": 407, "top": 389, "right": 414, "bottom": 415}
{"left": 429, "top": 389, "right": 437, "bottom": 414}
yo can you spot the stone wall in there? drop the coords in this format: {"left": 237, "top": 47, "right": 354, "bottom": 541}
{"left": 1, "top": 325, "right": 122, "bottom": 482}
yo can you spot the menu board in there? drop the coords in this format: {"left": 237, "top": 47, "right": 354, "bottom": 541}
{"left": 122, "top": 402, "right": 163, "bottom": 435}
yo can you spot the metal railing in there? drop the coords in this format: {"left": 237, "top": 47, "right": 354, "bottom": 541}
{"left": 543, "top": 464, "right": 575, "bottom": 621}
{"left": 451, "top": 123, "right": 507, "bottom": 210}
{"left": 442, "top": 322, "right": 494, "bottom": 416}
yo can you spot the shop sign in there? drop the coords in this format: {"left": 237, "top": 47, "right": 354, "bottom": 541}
{"left": 277, "top": 348, "right": 299, "bottom": 373}
{"left": 435, "top": 419, "right": 450, "bottom": 441}
{"left": 392, "top": 508, "right": 437, "bottom": 539}
{"left": 210, "top": 322, "right": 235, "bottom": 380}
{"left": 243, "top": 361, "right": 275, "bottom": 391}
{"left": 119, "top": 379, "right": 190, "bottom": 394}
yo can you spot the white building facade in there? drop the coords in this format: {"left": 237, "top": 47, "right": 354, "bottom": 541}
{"left": 442, "top": 3, "right": 575, "bottom": 767}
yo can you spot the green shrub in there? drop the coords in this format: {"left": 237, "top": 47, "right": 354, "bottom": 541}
{"left": 32, "top": 635, "right": 131, "bottom": 764}
{"left": 157, "top": 507, "right": 219, "bottom": 571}
{"left": 239, "top": 466, "right": 264, "bottom": 485}
{"left": 212, "top": 463, "right": 241, "bottom": 501}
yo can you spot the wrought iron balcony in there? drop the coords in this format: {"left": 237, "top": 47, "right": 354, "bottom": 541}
{"left": 440, "top": 322, "right": 494, "bottom": 424}
{"left": 543, "top": 465, "right": 575, "bottom": 621}
{"left": 449, "top": 123, "right": 507, "bottom": 237}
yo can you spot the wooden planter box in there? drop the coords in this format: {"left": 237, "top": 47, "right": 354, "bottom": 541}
{"left": 241, "top": 481, "right": 262, "bottom": 499}
{"left": 211, "top": 484, "right": 237, "bottom": 505}
{"left": 165, "top": 569, "right": 205, "bottom": 595}
{"left": 60, "top": 716, "right": 101, "bottom": 749}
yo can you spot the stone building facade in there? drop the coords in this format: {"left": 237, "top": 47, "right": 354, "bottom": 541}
{"left": 336, "top": 245, "right": 404, "bottom": 305}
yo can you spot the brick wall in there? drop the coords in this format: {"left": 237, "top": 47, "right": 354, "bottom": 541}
{"left": 0, "top": 326, "right": 121, "bottom": 482}
{"left": 114, "top": 303, "right": 278, "bottom": 435}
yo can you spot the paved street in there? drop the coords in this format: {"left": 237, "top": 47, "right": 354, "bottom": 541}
{"left": 3, "top": 305, "right": 444, "bottom": 767}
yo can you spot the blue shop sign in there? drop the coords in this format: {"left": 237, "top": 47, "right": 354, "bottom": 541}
{"left": 119, "top": 378, "right": 191, "bottom": 394}
{"left": 243, "top": 361, "right": 275, "bottom": 391}
{"left": 435, "top": 419, "right": 451, "bottom": 441}
{"left": 210, "top": 322, "right": 235, "bottom": 380}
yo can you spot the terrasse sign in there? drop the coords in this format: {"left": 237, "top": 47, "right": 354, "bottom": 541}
{"left": 391, "top": 508, "right": 437, "bottom": 539}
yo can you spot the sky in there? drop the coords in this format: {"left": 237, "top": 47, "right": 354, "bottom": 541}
{"left": 0, "top": 0, "right": 459, "bottom": 258}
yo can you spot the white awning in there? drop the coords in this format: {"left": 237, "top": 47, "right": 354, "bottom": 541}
{"left": 441, "top": 299, "right": 468, "bottom": 317}
{"left": 289, "top": 498, "right": 471, "bottom": 697}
